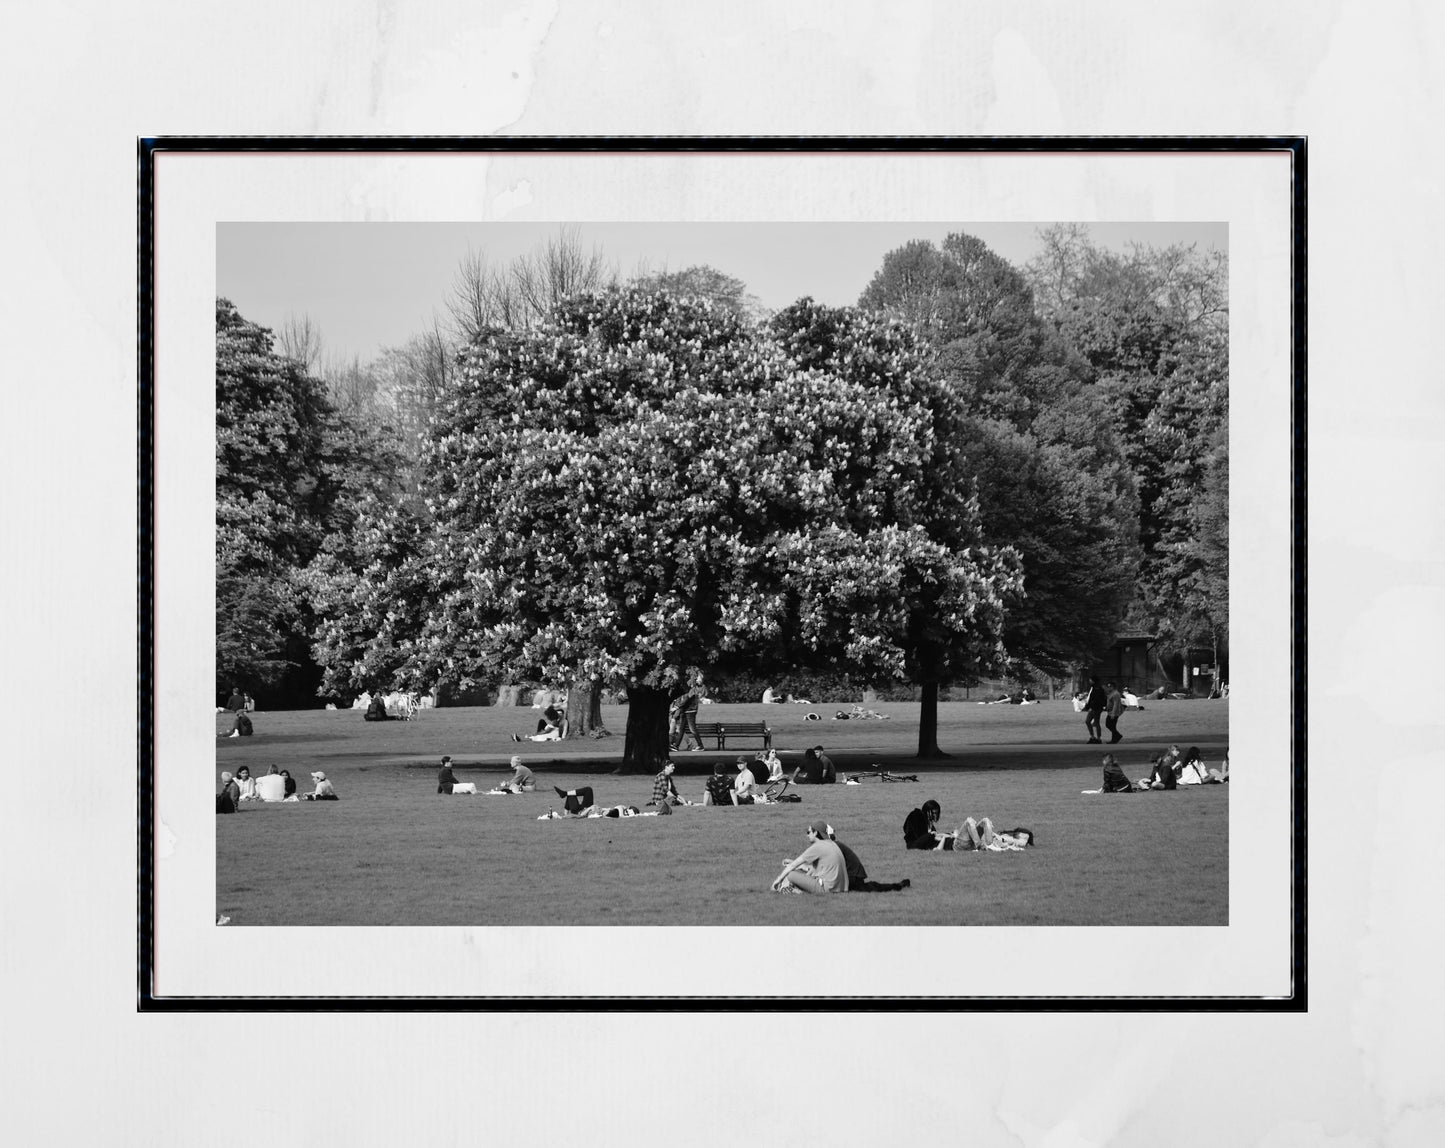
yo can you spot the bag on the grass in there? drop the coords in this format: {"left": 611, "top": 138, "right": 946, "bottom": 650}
{"left": 778, "top": 793, "right": 802, "bottom": 803}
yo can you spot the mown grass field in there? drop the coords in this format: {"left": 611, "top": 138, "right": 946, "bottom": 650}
{"left": 216, "top": 698, "right": 1229, "bottom": 926}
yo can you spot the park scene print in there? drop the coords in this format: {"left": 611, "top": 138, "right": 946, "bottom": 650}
{"left": 215, "top": 222, "right": 1229, "bottom": 927}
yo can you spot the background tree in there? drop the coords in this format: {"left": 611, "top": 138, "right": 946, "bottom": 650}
{"left": 858, "top": 232, "right": 1141, "bottom": 716}
{"left": 349, "top": 286, "right": 1017, "bottom": 770}
{"left": 631, "top": 264, "right": 765, "bottom": 322}
{"left": 446, "top": 225, "right": 616, "bottom": 342}
{"left": 1023, "top": 226, "right": 1229, "bottom": 679}
{"left": 216, "top": 298, "right": 399, "bottom": 706}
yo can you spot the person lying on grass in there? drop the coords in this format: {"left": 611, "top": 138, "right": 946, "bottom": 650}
{"left": 552, "top": 785, "right": 595, "bottom": 815}
{"left": 902, "top": 800, "right": 1032, "bottom": 851}
{"left": 301, "top": 771, "right": 338, "bottom": 800}
{"left": 825, "top": 824, "right": 909, "bottom": 892}
{"left": 771, "top": 821, "right": 849, "bottom": 894}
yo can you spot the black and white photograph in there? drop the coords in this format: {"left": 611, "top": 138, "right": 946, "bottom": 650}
{"left": 208, "top": 218, "right": 1233, "bottom": 932}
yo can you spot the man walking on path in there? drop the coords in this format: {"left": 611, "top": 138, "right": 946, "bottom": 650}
{"left": 1104, "top": 681, "right": 1126, "bottom": 744}
{"left": 1081, "top": 677, "right": 1107, "bottom": 744}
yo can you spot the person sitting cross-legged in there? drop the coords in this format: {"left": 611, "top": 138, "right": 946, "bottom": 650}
{"left": 799, "top": 745, "right": 837, "bottom": 785}
{"left": 770, "top": 821, "right": 849, "bottom": 894}
{"left": 903, "top": 800, "right": 964, "bottom": 850}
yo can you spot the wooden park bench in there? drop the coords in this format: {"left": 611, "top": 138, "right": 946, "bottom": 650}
{"left": 692, "top": 721, "right": 773, "bottom": 750}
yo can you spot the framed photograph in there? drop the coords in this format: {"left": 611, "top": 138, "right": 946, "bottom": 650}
{"left": 141, "top": 137, "right": 1302, "bottom": 1007}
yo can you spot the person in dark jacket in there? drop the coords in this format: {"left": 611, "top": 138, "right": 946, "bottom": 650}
{"left": 364, "top": 695, "right": 392, "bottom": 722}
{"left": 1080, "top": 677, "right": 1107, "bottom": 744}
{"left": 828, "top": 825, "right": 909, "bottom": 892}
{"left": 437, "top": 755, "right": 459, "bottom": 794}
{"left": 903, "top": 799, "right": 974, "bottom": 850}
{"left": 1101, "top": 753, "right": 1137, "bottom": 793}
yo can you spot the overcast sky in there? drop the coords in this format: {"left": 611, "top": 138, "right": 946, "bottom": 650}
{"left": 217, "top": 221, "right": 1226, "bottom": 364}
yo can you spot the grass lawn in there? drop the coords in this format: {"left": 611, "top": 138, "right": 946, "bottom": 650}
{"left": 216, "top": 698, "right": 1228, "bottom": 926}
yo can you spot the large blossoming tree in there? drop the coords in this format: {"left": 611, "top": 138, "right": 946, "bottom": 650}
{"left": 328, "top": 286, "right": 1018, "bottom": 770}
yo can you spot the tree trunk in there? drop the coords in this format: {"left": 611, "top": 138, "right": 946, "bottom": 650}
{"left": 618, "top": 683, "right": 672, "bottom": 773}
{"left": 915, "top": 678, "right": 951, "bottom": 759}
{"left": 565, "top": 678, "right": 610, "bottom": 739}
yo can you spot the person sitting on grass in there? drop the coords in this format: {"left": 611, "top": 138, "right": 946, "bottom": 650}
{"left": 747, "top": 749, "right": 798, "bottom": 799}
{"left": 364, "top": 695, "right": 392, "bottom": 722}
{"left": 1175, "top": 746, "right": 1209, "bottom": 786}
{"left": 1145, "top": 745, "right": 1183, "bottom": 790}
{"left": 216, "top": 772, "right": 239, "bottom": 814}
{"left": 1101, "top": 753, "right": 1140, "bottom": 793}
{"left": 498, "top": 755, "right": 535, "bottom": 794}
{"left": 770, "top": 821, "right": 849, "bottom": 894}
{"left": 281, "top": 769, "right": 296, "bottom": 798}
{"left": 704, "top": 762, "right": 736, "bottom": 806}
{"left": 437, "top": 755, "right": 459, "bottom": 794}
{"left": 1203, "top": 750, "right": 1230, "bottom": 784}
{"left": 733, "top": 757, "right": 765, "bottom": 805}
{"left": 234, "top": 766, "right": 258, "bottom": 802}
{"left": 224, "top": 708, "right": 252, "bottom": 738}
{"left": 826, "top": 824, "right": 909, "bottom": 892}
{"left": 513, "top": 702, "right": 564, "bottom": 742}
{"left": 648, "top": 761, "right": 685, "bottom": 807}
{"left": 302, "top": 771, "right": 338, "bottom": 800}
{"left": 799, "top": 745, "right": 837, "bottom": 785}
{"left": 255, "top": 765, "right": 286, "bottom": 802}
{"left": 903, "top": 799, "right": 965, "bottom": 850}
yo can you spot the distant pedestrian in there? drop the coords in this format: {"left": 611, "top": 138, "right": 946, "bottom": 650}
{"left": 1080, "top": 677, "right": 1106, "bottom": 744}
{"left": 671, "top": 689, "right": 703, "bottom": 752}
{"left": 1104, "top": 681, "right": 1125, "bottom": 743}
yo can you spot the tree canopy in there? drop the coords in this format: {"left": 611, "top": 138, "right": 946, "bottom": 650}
{"left": 216, "top": 299, "right": 399, "bottom": 704}
{"left": 319, "top": 285, "right": 1019, "bottom": 768}
{"left": 859, "top": 232, "right": 1142, "bottom": 695}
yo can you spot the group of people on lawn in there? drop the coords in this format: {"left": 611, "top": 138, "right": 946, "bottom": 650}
{"left": 216, "top": 765, "right": 336, "bottom": 812}
{"left": 1096, "top": 744, "right": 1229, "bottom": 792}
